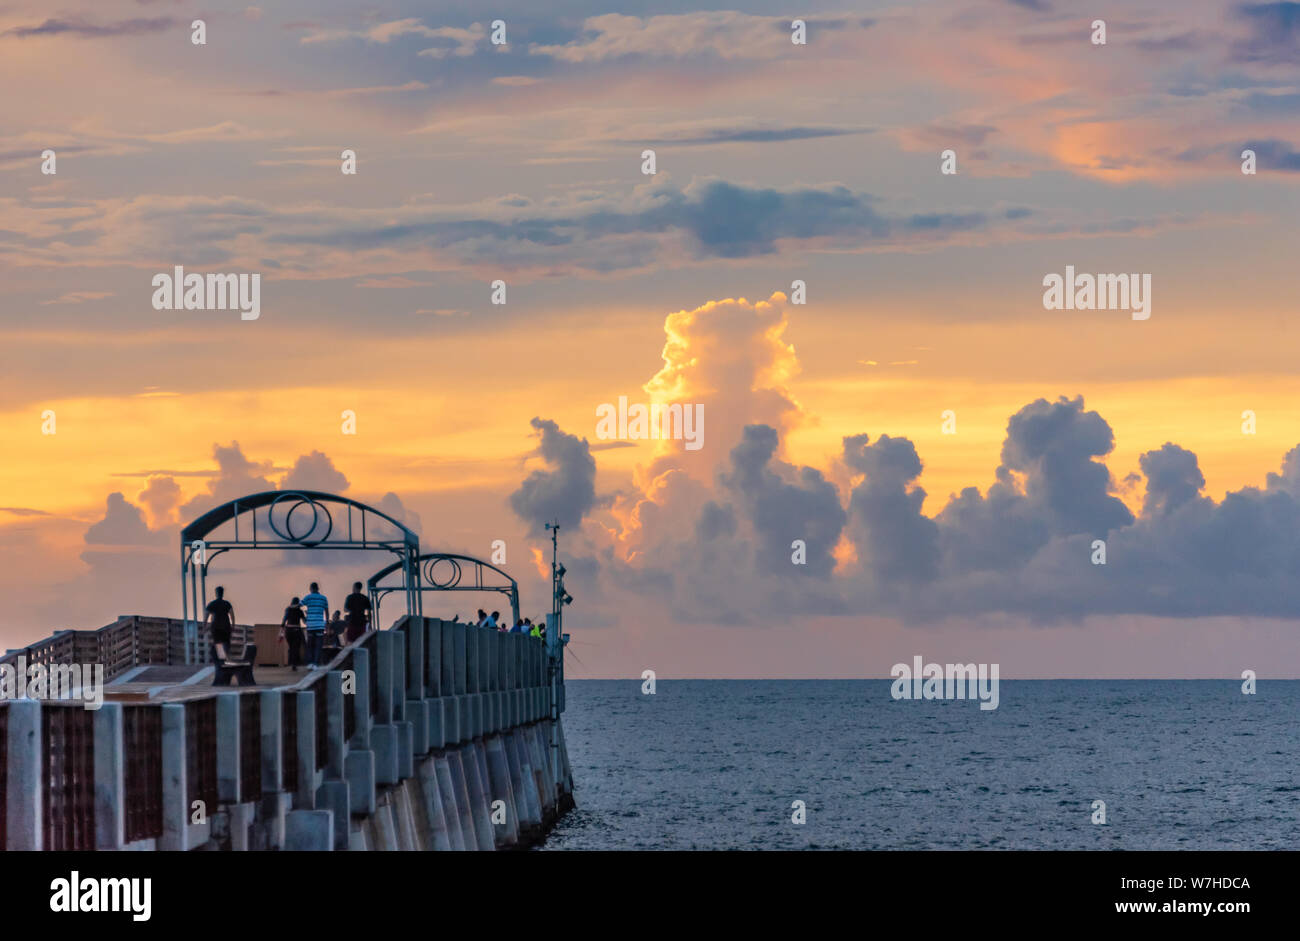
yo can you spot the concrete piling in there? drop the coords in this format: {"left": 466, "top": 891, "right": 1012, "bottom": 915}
{"left": 445, "top": 748, "right": 479, "bottom": 850}
{"left": 433, "top": 755, "right": 466, "bottom": 850}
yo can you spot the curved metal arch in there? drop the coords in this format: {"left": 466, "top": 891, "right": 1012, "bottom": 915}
{"left": 182, "top": 489, "right": 419, "bottom": 548}
{"left": 368, "top": 552, "right": 520, "bottom": 627}
{"left": 180, "top": 490, "right": 423, "bottom": 663}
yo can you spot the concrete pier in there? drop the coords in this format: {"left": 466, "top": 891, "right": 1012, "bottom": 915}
{"left": 0, "top": 615, "right": 575, "bottom": 851}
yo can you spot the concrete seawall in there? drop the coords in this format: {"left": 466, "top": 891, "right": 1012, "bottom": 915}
{"left": 1, "top": 616, "right": 575, "bottom": 851}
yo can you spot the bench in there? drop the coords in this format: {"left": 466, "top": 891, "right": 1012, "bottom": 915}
{"left": 211, "top": 643, "right": 257, "bottom": 686}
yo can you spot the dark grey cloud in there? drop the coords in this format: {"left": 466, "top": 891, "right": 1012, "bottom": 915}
{"left": 718, "top": 424, "right": 846, "bottom": 576}
{"left": 1232, "top": 2, "right": 1300, "bottom": 63}
{"left": 1135, "top": 31, "right": 1206, "bottom": 52}
{"left": 1140, "top": 444, "right": 1206, "bottom": 518}
{"left": 843, "top": 433, "right": 939, "bottom": 583}
{"left": 1239, "top": 92, "right": 1300, "bottom": 114}
{"left": 1175, "top": 138, "right": 1300, "bottom": 171}
{"left": 509, "top": 417, "right": 597, "bottom": 531}
{"left": 3, "top": 17, "right": 179, "bottom": 39}
{"left": 269, "top": 177, "right": 991, "bottom": 268}
{"left": 997, "top": 396, "right": 1134, "bottom": 537}
{"left": 1244, "top": 138, "right": 1300, "bottom": 170}
{"left": 621, "top": 126, "right": 871, "bottom": 146}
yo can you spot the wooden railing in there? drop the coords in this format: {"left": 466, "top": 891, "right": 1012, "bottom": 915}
{"left": 0, "top": 615, "right": 260, "bottom": 683}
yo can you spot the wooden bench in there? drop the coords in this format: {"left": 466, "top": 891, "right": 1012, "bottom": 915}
{"left": 211, "top": 643, "right": 257, "bottom": 686}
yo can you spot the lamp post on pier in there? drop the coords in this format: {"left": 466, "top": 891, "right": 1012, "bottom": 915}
{"left": 544, "top": 520, "right": 571, "bottom": 791}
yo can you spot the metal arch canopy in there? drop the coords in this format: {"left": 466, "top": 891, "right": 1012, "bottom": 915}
{"left": 182, "top": 489, "right": 418, "bottom": 548}
{"left": 368, "top": 552, "right": 520, "bottom": 626}
{"left": 180, "top": 490, "right": 423, "bottom": 662}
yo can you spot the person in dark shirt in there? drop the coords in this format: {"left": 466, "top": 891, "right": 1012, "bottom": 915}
{"left": 344, "top": 581, "right": 371, "bottom": 643}
{"left": 204, "top": 585, "right": 235, "bottom": 651}
{"left": 281, "top": 596, "right": 306, "bottom": 671}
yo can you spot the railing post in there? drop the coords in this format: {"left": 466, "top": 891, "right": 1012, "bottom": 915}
{"left": 406, "top": 618, "right": 424, "bottom": 701}
{"left": 325, "top": 671, "right": 346, "bottom": 779}
{"left": 296, "top": 690, "right": 316, "bottom": 807}
{"left": 350, "top": 645, "right": 370, "bottom": 749}
{"left": 375, "top": 632, "right": 396, "bottom": 725}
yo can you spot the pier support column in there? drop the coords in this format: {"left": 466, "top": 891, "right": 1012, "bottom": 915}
{"left": 285, "top": 809, "right": 332, "bottom": 851}
{"left": 406, "top": 700, "right": 429, "bottom": 755}
{"left": 216, "top": 692, "right": 240, "bottom": 803}
{"left": 444, "top": 749, "right": 478, "bottom": 850}
{"left": 259, "top": 691, "right": 282, "bottom": 796}
{"left": 433, "top": 755, "right": 466, "bottom": 850}
{"left": 93, "top": 702, "right": 124, "bottom": 850}
{"left": 508, "top": 729, "right": 542, "bottom": 830}
{"left": 345, "top": 748, "right": 376, "bottom": 815}
{"left": 315, "top": 779, "right": 350, "bottom": 850}
{"left": 4, "top": 700, "right": 41, "bottom": 850}
{"left": 485, "top": 735, "right": 519, "bottom": 847}
{"left": 371, "top": 723, "right": 399, "bottom": 785}
{"left": 459, "top": 743, "right": 495, "bottom": 851}
{"left": 159, "top": 702, "right": 187, "bottom": 851}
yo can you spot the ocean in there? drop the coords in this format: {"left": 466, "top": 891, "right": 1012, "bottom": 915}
{"left": 541, "top": 679, "right": 1300, "bottom": 850}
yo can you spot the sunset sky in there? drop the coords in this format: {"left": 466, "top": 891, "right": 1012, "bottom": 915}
{"left": 2, "top": 0, "right": 1299, "bottom": 677}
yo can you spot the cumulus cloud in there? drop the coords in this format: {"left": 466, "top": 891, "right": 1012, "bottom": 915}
{"left": 995, "top": 396, "right": 1134, "bottom": 538}
{"left": 377, "top": 492, "right": 423, "bottom": 536}
{"left": 84, "top": 492, "right": 164, "bottom": 545}
{"left": 720, "top": 425, "right": 846, "bottom": 576}
{"left": 536, "top": 296, "right": 1300, "bottom": 626}
{"left": 137, "top": 475, "right": 182, "bottom": 528}
{"left": 509, "top": 418, "right": 597, "bottom": 531}
{"left": 643, "top": 291, "right": 801, "bottom": 473}
{"left": 843, "top": 433, "right": 939, "bottom": 583}
{"left": 1140, "top": 444, "right": 1207, "bottom": 517}
{"left": 280, "top": 450, "right": 349, "bottom": 493}
{"left": 179, "top": 441, "right": 277, "bottom": 518}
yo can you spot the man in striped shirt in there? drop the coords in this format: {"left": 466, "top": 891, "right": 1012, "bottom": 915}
{"left": 301, "top": 582, "right": 329, "bottom": 668}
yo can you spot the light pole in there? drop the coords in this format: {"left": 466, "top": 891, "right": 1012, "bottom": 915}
{"left": 543, "top": 521, "right": 571, "bottom": 793}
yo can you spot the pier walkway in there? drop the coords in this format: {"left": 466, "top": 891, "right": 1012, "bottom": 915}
{"left": 1, "top": 614, "right": 574, "bottom": 851}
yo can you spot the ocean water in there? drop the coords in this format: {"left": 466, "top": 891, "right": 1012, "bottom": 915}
{"left": 540, "top": 680, "right": 1300, "bottom": 850}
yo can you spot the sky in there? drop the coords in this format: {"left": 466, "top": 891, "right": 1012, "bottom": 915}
{"left": 1, "top": 0, "right": 1299, "bottom": 677}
